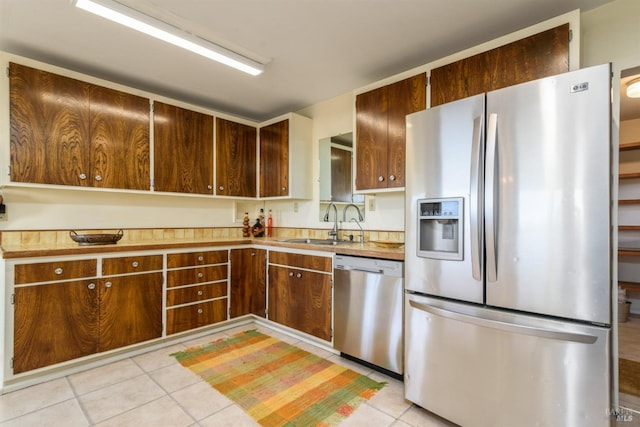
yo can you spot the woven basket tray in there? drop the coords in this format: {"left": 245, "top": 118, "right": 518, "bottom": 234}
{"left": 70, "top": 229, "right": 123, "bottom": 246}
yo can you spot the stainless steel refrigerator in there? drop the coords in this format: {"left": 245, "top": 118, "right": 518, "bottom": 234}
{"left": 404, "top": 64, "right": 613, "bottom": 427}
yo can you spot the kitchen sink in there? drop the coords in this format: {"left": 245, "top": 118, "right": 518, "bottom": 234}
{"left": 281, "top": 238, "right": 350, "bottom": 246}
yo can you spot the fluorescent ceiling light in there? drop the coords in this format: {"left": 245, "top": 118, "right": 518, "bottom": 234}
{"left": 72, "top": 0, "right": 264, "bottom": 76}
{"left": 628, "top": 78, "right": 640, "bottom": 98}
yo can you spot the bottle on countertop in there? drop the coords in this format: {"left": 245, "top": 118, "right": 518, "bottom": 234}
{"left": 267, "top": 209, "right": 273, "bottom": 237}
{"left": 242, "top": 212, "right": 251, "bottom": 237}
{"left": 252, "top": 217, "right": 265, "bottom": 237}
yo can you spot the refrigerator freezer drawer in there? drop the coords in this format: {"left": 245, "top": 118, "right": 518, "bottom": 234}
{"left": 405, "top": 293, "right": 611, "bottom": 427}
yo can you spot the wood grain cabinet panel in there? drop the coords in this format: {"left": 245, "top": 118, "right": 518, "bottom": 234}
{"left": 267, "top": 265, "right": 332, "bottom": 341}
{"left": 430, "top": 24, "right": 570, "bottom": 107}
{"left": 268, "top": 251, "right": 332, "bottom": 272}
{"left": 166, "top": 265, "right": 228, "bottom": 288}
{"left": 98, "top": 272, "right": 163, "bottom": 352}
{"left": 9, "top": 62, "right": 151, "bottom": 190}
{"left": 355, "top": 73, "right": 426, "bottom": 190}
{"left": 166, "top": 299, "right": 227, "bottom": 335}
{"left": 167, "top": 250, "right": 228, "bottom": 268}
{"left": 10, "top": 62, "right": 90, "bottom": 186}
{"left": 15, "top": 259, "right": 97, "bottom": 284}
{"left": 230, "top": 248, "right": 266, "bottom": 318}
{"left": 153, "top": 101, "right": 214, "bottom": 195}
{"left": 216, "top": 117, "right": 257, "bottom": 197}
{"left": 101, "top": 254, "right": 162, "bottom": 276}
{"left": 13, "top": 279, "right": 98, "bottom": 374}
{"left": 259, "top": 119, "right": 289, "bottom": 197}
{"left": 166, "top": 282, "right": 227, "bottom": 306}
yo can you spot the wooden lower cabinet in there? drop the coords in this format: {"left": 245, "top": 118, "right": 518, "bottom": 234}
{"left": 13, "top": 279, "right": 98, "bottom": 374}
{"left": 13, "top": 259, "right": 163, "bottom": 374}
{"left": 166, "top": 299, "right": 228, "bottom": 335}
{"left": 268, "top": 262, "right": 332, "bottom": 341}
{"left": 230, "top": 248, "right": 266, "bottom": 318}
{"left": 98, "top": 273, "right": 163, "bottom": 352}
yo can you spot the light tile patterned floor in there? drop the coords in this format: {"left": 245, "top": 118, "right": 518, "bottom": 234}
{"left": 0, "top": 323, "right": 456, "bottom": 427}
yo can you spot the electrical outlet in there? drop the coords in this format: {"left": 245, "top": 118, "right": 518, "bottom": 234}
{"left": 368, "top": 197, "right": 376, "bottom": 212}
{"left": 293, "top": 202, "right": 299, "bottom": 213}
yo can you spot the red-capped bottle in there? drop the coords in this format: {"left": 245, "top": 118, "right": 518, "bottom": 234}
{"left": 267, "top": 209, "right": 273, "bottom": 237}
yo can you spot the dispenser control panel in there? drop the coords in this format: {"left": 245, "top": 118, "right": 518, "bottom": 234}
{"left": 417, "top": 197, "right": 463, "bottom": 260}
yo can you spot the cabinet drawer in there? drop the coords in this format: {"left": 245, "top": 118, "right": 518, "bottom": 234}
{"left": 15, "top": 259, "right": 97, "bottom": 284}
{"left": 166, "top": 299, "right": 227, "bottom": 335}
{"left": 167, "top": 250, "right": 228, "bottom": 268}
{"left": 102, "top": 255, "right": 163, "bottom": 275}
{"left": 166, "top": 282, "right": 227, "bottom": 306}
{"left": 166, "top": 265, "right": 228, "bottom": 288}
{"left": 268, "top": 252, "right": 332, "bottom": 273}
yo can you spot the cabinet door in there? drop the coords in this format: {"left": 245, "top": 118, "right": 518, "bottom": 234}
{"left": 355, "top": 85, "right": 388, "bottom": 190}
{"left": 268, "top": 265, "right": 332, "bottom": 341}
{"left": 9, "top": 62, "right": 91, "bottom": 186}
{"left": 166, "top": 299, "right": 228, "bottom": 335}
{"left": 386, "top": 73, "right": 426, "bottom": 188}
{"left": 430, "top": 24, "right": 570, "bottom": 107}
{"left": 216, "top": 118, "right": 257, "bottom": 197}
{"left": 90, "top": 85, "right": 150, "bottom": 190}
{"left": 153, "top": 102, "right": 214, "bottom": 194}
{"left": 259, "top": 119, "right": 289, "bottom": 197}
{"left": 13, "top": 280, "right": 98, "bottom": 374}
{"left": 98, "top": 273, "right": 163, "bottom": 352}
{"left": 230, "top": 248, "right": 266, "bottom": 318}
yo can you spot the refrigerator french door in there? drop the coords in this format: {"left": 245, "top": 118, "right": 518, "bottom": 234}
{"left": 404, "top": 64, "right": 613, "bottom": 427}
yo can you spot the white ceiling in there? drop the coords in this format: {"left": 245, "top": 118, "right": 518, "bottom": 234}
{"left": 0, "top": 0, "right": 617, "bottom": 122}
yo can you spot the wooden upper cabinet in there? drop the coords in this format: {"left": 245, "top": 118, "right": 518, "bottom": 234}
{"left": 259, "top": 119, "right": 289, "bottom": 198}
{"left": 355, "top": 73, "right": 426, "bottom": 191}
{"left": 430, "top": 24, "right": 570, "bottom": 107}
{"left": 153, "top": 102, "right": 214, "bottom": 195}
{"left": 90, "top": 85, "right": 150, "bottom": 190}
{"left": 10, "top": 62, "right": 90, "bottom": 186}
{"left": 215, "top": 117, "right": 257, "bottom": 197}
{"left": 9, "top": 62, "right": 151, "bottom": 189}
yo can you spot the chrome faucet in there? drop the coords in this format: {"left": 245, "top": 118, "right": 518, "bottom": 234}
{"left": 323, "top": 202, "right": 339, "bottom": 240}
{"left": 342, "top": 203, "right": 364, "bottom": 222}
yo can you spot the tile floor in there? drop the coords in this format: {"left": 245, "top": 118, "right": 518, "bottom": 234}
{"left": 0, "top": 323, "right": 456, "bottom": 427}
{"left": 2, "top": 320, "right": 639, "bottom": 426}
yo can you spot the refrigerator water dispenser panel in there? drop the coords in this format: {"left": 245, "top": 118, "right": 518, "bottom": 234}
{"left": 417, "top": 197, "right": 463, "bottom": 260}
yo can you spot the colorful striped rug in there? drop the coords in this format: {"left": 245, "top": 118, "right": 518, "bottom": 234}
{"left": 171, "top": 330, "right": 386, "bottom": 426}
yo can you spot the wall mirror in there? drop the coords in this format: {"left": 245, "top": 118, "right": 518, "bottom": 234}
{"left": 318, "top": 132, "right": 365, "bottom": 222}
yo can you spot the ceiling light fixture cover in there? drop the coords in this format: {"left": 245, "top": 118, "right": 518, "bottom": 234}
{"left": 627, "top": 78, "right": 640, "bottom": 98}
{"left": 72, "top": 0, "right": 264, "bottom": 76}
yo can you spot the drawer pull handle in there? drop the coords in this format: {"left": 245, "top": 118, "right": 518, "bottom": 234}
{"left": 378, "top": 175, "right": 384, "bottom": 182}
{"left": 296, "top": 273, "right": 302, "bottom": 279}
{"left": 197, "top": 290, "right": 203, "bottom": 296}
{"left": 207, "top": 185, "right": 213, "bottom": 190}
{"left": 389, "top": 174, "right": 396, "bottom": 181}
{"left": 281, "top": 186, "right": 287, "bottom": 192}
{"left": 198, "top": 308, "right": 203, "bottom": 314}
{"left": 219, "top": 186, "right": 224, "bottom": 191}
{"left": 132, "top": 261, "right": 139, "bottom": 268}
{"left": 251, "top": 252, "right": 256, "bottom": 256}
{"left": 289, "top": 272, "right": 294, "bottom": 277}
{"left": 198, "top": 272, "right": 204, "bottom": 278}
{"left": 79, "top": 173, "right": 87, "bottom": 180}
{"left": 198, "top": 256, "right": 204, "bottom": 262}
{"left": 95, "top": 175, "right": 102, "bottom": 181}
{"left": 105, "top": 281, "right": 112, "bottom": 288}
{"left": 87, "top": 283, "right": 96, "bottom": 290}
{"left": 54, "top": 267, "right": 63, "bottom": 275}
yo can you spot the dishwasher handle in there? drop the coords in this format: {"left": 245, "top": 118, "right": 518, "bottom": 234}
{"left": 335, "top": 265, "right": 385, "bottom": 274}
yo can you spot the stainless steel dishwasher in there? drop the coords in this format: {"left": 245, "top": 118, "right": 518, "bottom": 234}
{"left": 334, "top": 255, "right": 404, "bottom": 378}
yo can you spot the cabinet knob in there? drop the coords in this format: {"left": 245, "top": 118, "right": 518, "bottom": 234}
{"left": 197, "top": 308, "right": 203, "bottom": 314}
{"left": 389, "top": 175, "right": 396, "bottom": 181}
{"left": 79, "top": 173, "right": 87, "bottom": 180}
{"left": 197, "top": 290, "right": 203, "bottom": 296}
{"left": 197, "top": 272, "right": 204, "bottom": 278}
{"left": 207, "top": 184, "right": 213, "bottom": 190}
{"left": 378, "top": 176, "right": 384, "bottom": 182}
{"left": 251, "top": 252, "right": 256, "bottom": 256}
{"left": 95, "top": 175, "right": 102, "bottom": 182}
{"left": 197, "top": 256, "right": 204, "bottom": 262}
{"left": 289, "top": 272, "right": 294, "bottom": 277}
{"left": 87, "top": 283, "right": 96, "bottom": 290}
{"left": 296, "top": 273, "right": 302, "bottom": 279}
{"left": 281, "top": 186, "right": 287, "bottom": 191}
{"left": 105, "top": 281, "right": 113, "bottom": 288}
{"left": 219, "top": 186, "right": 224, "bottom": 191}
{"left": 131, "top": 261, "right": 139, "bottom": 268}
{"left": 54, "top": 267, "right": 63, "bottom": 275}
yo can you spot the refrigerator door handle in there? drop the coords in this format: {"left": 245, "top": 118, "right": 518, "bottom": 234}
{"left": 408, "top": 300, "right": 598, "bottom": 344}
{"left": 470, "top": 115, "right": 484, "bottom": 281}
{"left": 485, "top": 113, "right": 498, "bottom": 282}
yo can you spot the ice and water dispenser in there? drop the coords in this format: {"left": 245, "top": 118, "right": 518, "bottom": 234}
{"left": 417, "top": 197, "right": 463, "bottom": 260}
